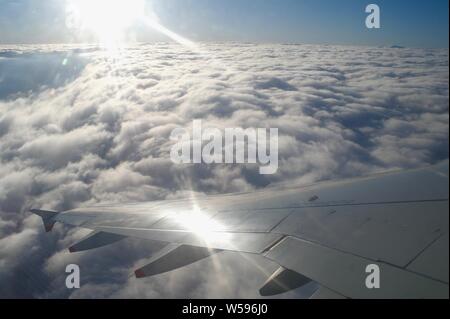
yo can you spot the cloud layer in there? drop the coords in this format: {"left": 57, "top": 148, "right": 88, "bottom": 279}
{"left": 0, "top": 43, "right": 448, "bottom": 298}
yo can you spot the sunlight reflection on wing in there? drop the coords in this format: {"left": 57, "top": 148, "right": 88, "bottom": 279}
{"left": 167, "top": 201, "right": 276, "bottom": 287}
{"left": 172, "top": 207, "right": 231, "bottom": 243}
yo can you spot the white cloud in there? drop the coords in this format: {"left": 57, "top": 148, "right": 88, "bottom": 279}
{"left": 0, "top": 43, "right": 448, "bottom": 298}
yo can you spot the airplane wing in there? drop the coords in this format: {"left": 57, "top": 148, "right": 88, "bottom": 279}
{"left": 31, "top": 161, "right": 449, "bottom": 299}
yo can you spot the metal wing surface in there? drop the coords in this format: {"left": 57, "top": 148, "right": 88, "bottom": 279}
{"left": 32, "top": 161, "right": 449, "bottom": 298}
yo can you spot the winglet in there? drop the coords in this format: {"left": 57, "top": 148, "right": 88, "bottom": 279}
{"left": 30, "top": 209, "right": 59, "bottom": 232}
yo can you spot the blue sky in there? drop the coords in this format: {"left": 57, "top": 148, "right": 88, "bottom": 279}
{"left": 0, "top": 0, "right": 448, "bottom": 47}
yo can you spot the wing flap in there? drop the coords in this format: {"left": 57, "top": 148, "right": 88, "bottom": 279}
{"left": 264, "top": 236, "right": 449, "bottom": 299}
{"left": 272, "top": 201, "right": 449, "bottom": 267}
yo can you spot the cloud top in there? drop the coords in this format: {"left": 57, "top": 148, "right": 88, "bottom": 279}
{"left": 0, "top": 43, "right": 448, "bottom": 298}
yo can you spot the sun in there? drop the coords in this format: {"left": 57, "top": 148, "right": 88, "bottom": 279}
{"left": 66, "top": 0, "right": 145, "bottom": 47}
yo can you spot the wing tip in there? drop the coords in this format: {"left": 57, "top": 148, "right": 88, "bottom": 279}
{"left": 31, "top": 209, "right": 59, "bottom": 233}
{"left": 134, "top": 269, "right": 146, "bottom": 279}
{"left": 45, "top": 222, "right": 55, "bottom": 233}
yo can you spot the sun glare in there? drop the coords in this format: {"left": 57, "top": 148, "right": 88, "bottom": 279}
{"left": 174, "top": 209, "right": 230, "bottom": 244}
{"left": 66, "top": 0, "right": 145, "bottom": 47}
